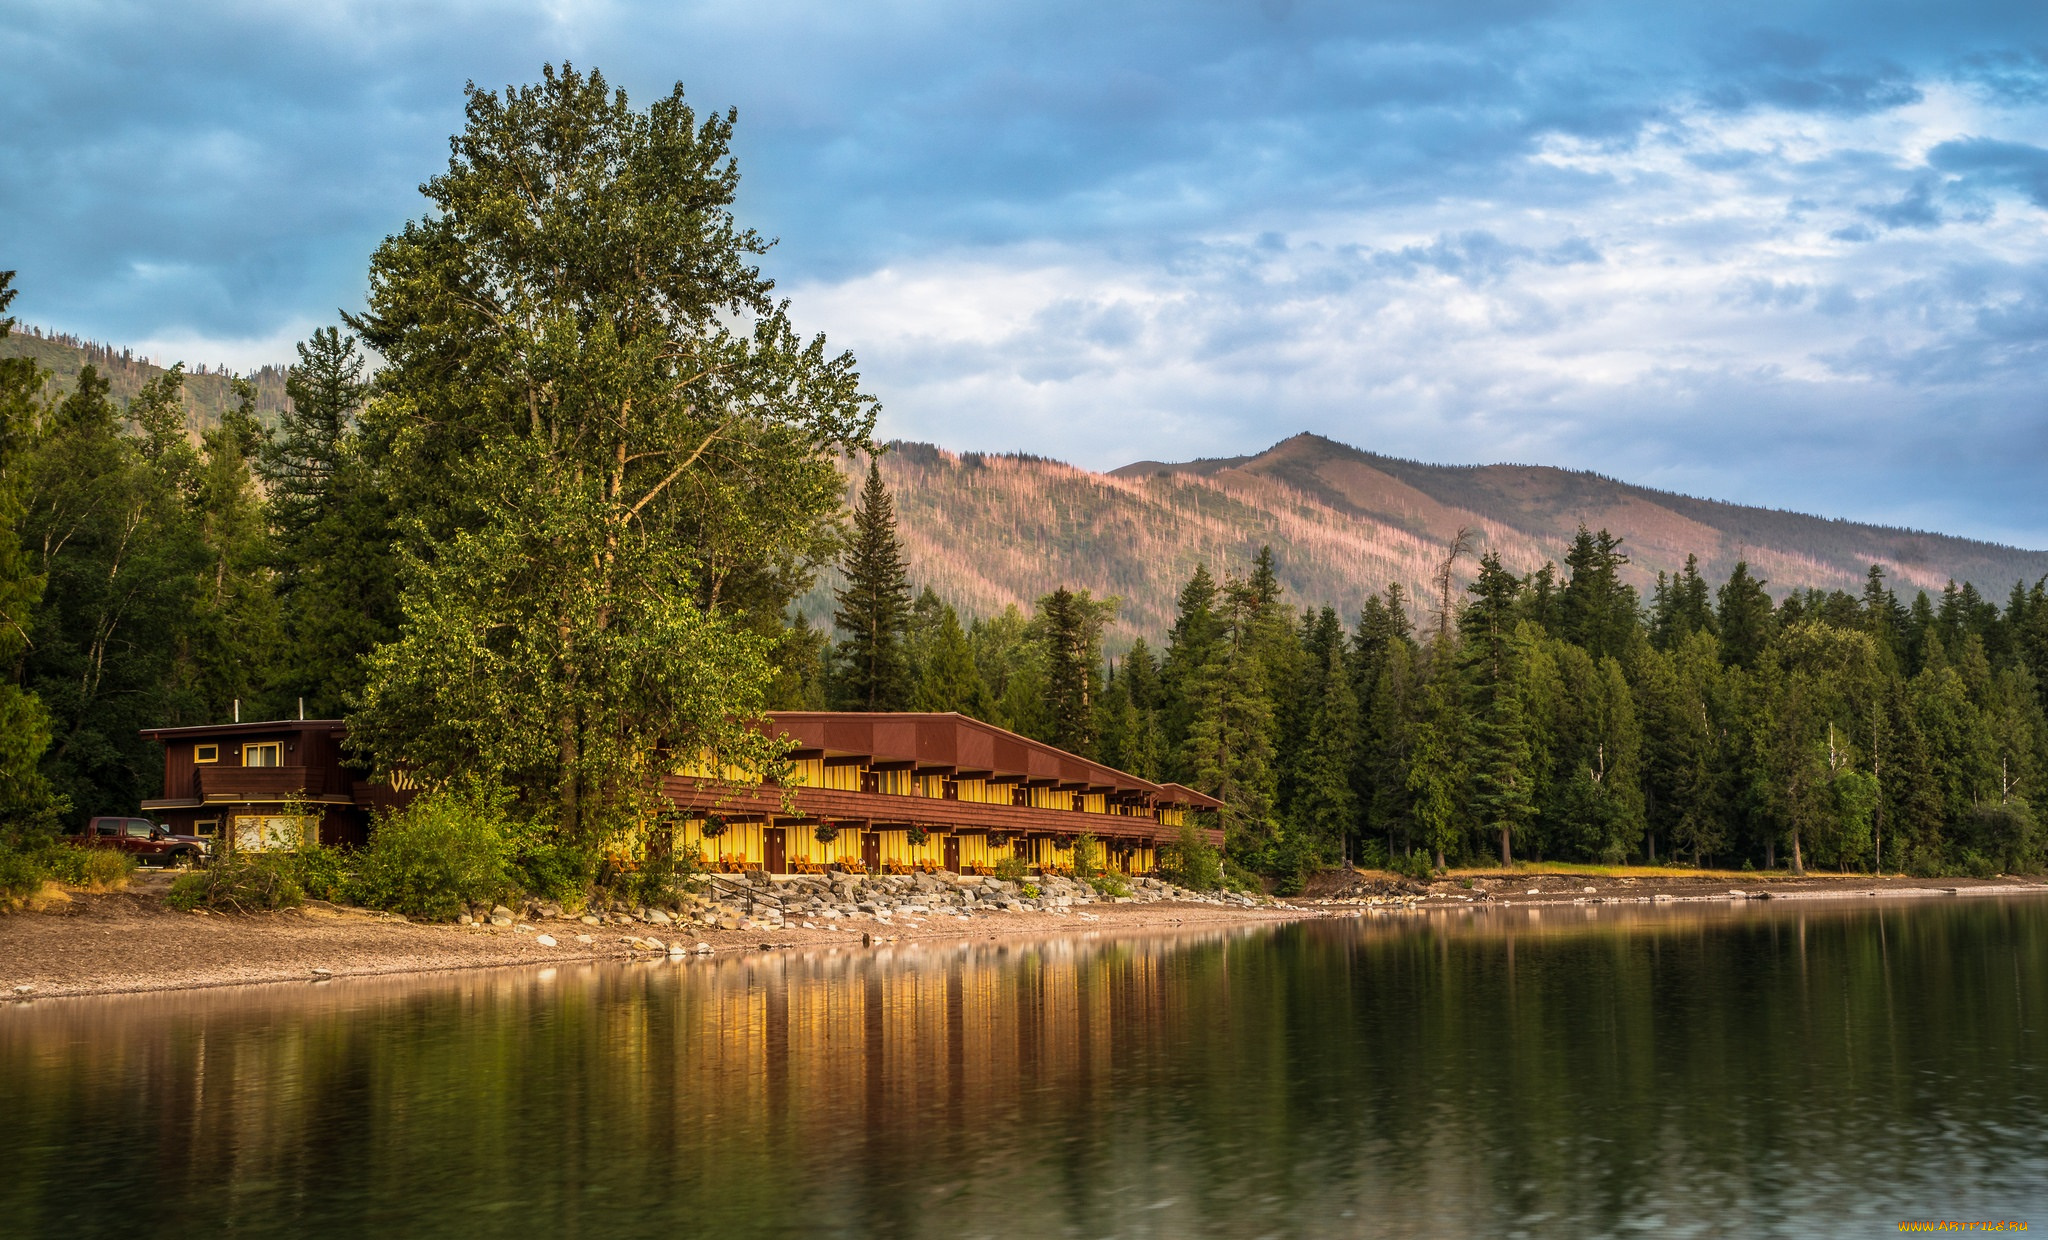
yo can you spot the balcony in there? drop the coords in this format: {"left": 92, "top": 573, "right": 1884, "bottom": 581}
{"left": 195, "top": 765, "right": 342, "bottom": 803}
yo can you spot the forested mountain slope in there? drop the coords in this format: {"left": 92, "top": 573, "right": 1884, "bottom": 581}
{"left": 0, "top": 327, "right": 290, "bottom": 433}
{"left": 800, "top": 434, "right": 2048, "bottom": 644}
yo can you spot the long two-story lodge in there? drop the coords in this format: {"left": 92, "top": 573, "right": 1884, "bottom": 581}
{"left": 138, "top": 711, "right": 1221, "bottom": 877}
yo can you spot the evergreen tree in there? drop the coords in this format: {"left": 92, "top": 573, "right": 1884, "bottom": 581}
{"left": 907, "top": 588, "right": 991, "bottom": 716}
{"left": 1716, "top": 560, "right": 1774, "bottom": 670}
{"left": 830, "top": 462, "right": 914, "bottom": 711}
{"left": 0, "top": 272, "right": 60, "bottom": 832}
{"left": 259, "top": 327, "right": 396, "bottom": 717}
{"left": 1037, "top": 586, "right": 1116, "bottom": 756}
{"left": 1187, "top": 576, "right": 1279, "bottom": 868}
{"left": 1160, "top": 563, "right": 1223, "bottom": 778}
{"left": 1285, "top": 638, "right": 1361, "bottom": 875}
{"left": 1560, "top": 526, "right": 1639, "bottom": 660}
{"left": 180, "top": 379, "right": 282, "bottom": 721}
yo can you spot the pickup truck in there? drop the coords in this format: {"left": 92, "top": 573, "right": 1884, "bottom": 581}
{"left": 63, "top": 817, "right": 209, "bottom": 867}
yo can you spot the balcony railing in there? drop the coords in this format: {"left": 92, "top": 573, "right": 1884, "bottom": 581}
{"left": 195, "top": 765, "right": 335, "bottom": 802}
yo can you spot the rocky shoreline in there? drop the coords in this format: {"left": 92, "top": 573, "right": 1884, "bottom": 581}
{"left": 8, "top": 868, "right": 2046, "bottom": 1002}
{"left": 482, "top": 869, "right": 1266, "bottom": 956}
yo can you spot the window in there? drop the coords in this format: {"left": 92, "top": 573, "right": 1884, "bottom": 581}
{"left": 125, "top": 820, "right": 155, "bottom": 838}
{"left": 194, "top": 743, "right": 219, "bottom": 764}
{"left": 243, "top": 742, "right": 282, "bottom": 768}
{"left": 95, "top": 822, "right": 118, "bottom": 837}
{"left": 194, "top": 819, "right": 219, "bottom": 837}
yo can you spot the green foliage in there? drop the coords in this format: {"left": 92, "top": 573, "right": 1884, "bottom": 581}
{"left": 514, "top": 839, "right": 596, "bottom": 904}
{"left": 1087, "top": 870, "right": 1131, "bottom": 899}
{"left": 993, "top": 855, "right": 1029, "bottom": 883}
{"left": 349, "top": 788, "right": 516, "bottom": 921}
{"left": 167, "top": 853, "right": 304, "bottom": 913}
{"left": 290, "top": 844, "right": 352, "bottom": 903}
{"left": 349, "top": 66, "right": 873, "bottom": 849}
{"left": 832, "top": 462, "right": 914, "bottom": 710}
{"left": 1160, "top": 819, "right": 1224, "bottom": 891}
{"left": 1020, "top": 881, "right": 1041, "bottom": 900}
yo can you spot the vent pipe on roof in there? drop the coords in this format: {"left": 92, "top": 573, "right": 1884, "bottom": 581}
{"left": 233, "top": 699, "right": 240, "bottom": 723}
{"left": 298, "top": 697, "right": 304, "bottom": 721}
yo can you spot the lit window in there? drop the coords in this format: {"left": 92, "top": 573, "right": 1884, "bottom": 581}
{"left": 243, "top": 742, "right": 282, "bottom": 768}
{"left": 195, "top": 744, "right": 219, "bottom": 764}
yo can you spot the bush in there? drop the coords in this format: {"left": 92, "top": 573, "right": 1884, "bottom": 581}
{"left": 515, "top": 838, "right": 594, "bottom": 905}
{"left": 1390, "top": 851, "right": 1435, "bottom": 882}
{"left": 351, "top": 787, "right": 515, "bottom": 921}
{"left": 44, "top": 846, "right": 137, "bottom": 890}
{"left": 1020, "top": 882, "right": 1041, "bottom": 900}
{"left": 0, "top": 846, "right": 47, "bottom": 903}
{"left": 290, "top": 845, "right": 351, "bottom": 902}
{"left": 1087, "top": 870, "right": 1131, "bottom": 899}
{"left": 993, "top": 855, "right": 1029, "bottom": 883}
{"left": 1072, "top": 832, "right": 1101, "bottom": 879}
{"left": 167, "top": 853, "right": 304, "bottom": 913}
{"left": 1355, "top": 839, "right": 1390, "bottom": 871}
{"left": 1159, "top": 820, "right": 1224, "bottom": 891}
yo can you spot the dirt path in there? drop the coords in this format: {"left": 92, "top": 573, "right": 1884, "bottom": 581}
{"left": 0, "top": 871, "right": 1308, "bottom": 1000}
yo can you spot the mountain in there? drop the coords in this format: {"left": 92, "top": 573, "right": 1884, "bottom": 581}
{"left": 798, "top": 434, "right": 2048, "bottom": 645}
{"left": 0, "top": 326, "right": 291, "bottom": 433}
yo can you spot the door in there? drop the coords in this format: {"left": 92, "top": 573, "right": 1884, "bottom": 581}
{"left": 862, "top": 831, "right": 882, "bottom": 874}
{"left": 943, "top": 833, "right": 960, "bottom": 873}
{"left": 764, "top": 827, "right": 788, "bottom": 875}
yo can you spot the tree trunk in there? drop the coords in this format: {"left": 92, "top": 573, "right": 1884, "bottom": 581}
{"left": 1500, "top": 826, "right": 1511, "bottom": 868}
{"left": 1766, "top": 839, "right": 1775, "bottom": 869}
{"left": 1790, "top": 829, "right": 1804, "bottom": 877}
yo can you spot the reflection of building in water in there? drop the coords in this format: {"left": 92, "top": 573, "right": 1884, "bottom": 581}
{"left": 675, "top": 934, "right": 1247, "bottom": 1128}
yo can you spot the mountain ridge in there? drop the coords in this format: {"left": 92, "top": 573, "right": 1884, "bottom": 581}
{"left": 795, "top": 433, "right": 2048, "bottom": 647}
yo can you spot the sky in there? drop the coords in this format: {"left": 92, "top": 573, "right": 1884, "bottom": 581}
{"left": 4, "top": 1, "right": 2047, "bottom": 547}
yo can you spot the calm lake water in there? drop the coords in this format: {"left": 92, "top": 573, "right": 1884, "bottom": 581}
{"left": 3, "top": 898, "right": 2046, "bottom": 1238}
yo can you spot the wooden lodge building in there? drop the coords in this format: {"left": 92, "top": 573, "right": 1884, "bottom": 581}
{"left": 138, "top": 711, "right": 1222, "bottom": 876}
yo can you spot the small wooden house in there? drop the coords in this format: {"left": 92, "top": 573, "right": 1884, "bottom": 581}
{"left": 138, "top": 719, "right": 380, "bottom": 850}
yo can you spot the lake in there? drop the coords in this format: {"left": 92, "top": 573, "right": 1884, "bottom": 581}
{"left": 3, "top": 897, "right": 2045, "bottom": 1238}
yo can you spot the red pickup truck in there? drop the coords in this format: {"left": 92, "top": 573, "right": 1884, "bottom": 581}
{"left": 63, "top": 817, "right": 208, "bottom": 867}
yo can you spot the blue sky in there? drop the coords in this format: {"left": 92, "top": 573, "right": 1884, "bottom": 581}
{"left": 5, "top": 1, "right": 2047, "bottom": 545}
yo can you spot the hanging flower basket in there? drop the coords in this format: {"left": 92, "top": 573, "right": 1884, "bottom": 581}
{"left": 988, "top": 831, "right": 1011, "bottom": 847}
{"left": 814, "top": 823, "right": 840, "bottom": 843}
{"left": 906, "top": 824, "right": 929, "bottom": 846}
{"left": 701, "top": 816, "right": 729, "bottom": 839}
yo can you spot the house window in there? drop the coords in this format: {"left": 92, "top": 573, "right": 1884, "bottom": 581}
{"left": 194, "top": 819, "right": 219, "bottom": 837}
{"left": 195, "top": 743, "right": 219, "bottom": 763}
{"left": 243, "top": 742, "right": 282, "bottom": 768}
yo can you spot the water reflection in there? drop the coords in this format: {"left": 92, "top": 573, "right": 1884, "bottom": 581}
{"left": 2, "top": 900, "right": 2045, "bottom": 1238}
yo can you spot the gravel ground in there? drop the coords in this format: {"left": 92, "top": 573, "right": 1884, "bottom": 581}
{"left": 0, "top": 871, "right": 1307, "bottom": 1000}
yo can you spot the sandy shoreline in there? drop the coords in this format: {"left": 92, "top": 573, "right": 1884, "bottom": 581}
{"left": 6, "top": 868, "right": 2047, "bottom": 1002}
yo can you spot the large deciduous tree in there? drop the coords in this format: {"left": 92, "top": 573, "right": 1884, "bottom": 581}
{"left": 348, "top": 65, "right": 877, "bottom": 843}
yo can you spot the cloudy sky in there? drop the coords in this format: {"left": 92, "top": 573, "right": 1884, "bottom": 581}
{"left": 4, "top": 1, "right": 2046, "bottom": 545}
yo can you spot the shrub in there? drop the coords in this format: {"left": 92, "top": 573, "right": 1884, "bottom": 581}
{"left": 45, "top": 846, "right": 137, "bottom": 890}
{"left": 1020, "top": 882, "right": 1041, "bottom": 900}
{"left": 1072, "top": 832, "right": 1101, "bottom": 879}
{"left": 290, "top": 845, "right": 352, "bottom": 903}
{"left": 351, "top": 787, "right": 515, "bottom": 921}
{"left": 0, "top": 846, "right": 46, "bottom": 903}
{"left": 1388, "top": 850, "right": 1435, "bottom": 882}
{"left": 515, "top": 838, "right": 594, "bottom": 905}
{"left": 1159, "top": 821, "right": 1223, "bottom": 891}
{"left": 992, "top": 855, "right": 1029, "bottom": 883}
{"left": 167, "top": 853, "right": 304, "bottom": 913}
{"left": 1355, "top": 839, "right": 1390, "bottom": 871}
{"left": 1087, "top": 870, "right": 1131, "bottom": 899}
